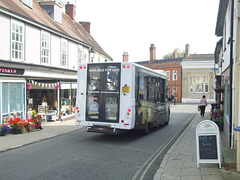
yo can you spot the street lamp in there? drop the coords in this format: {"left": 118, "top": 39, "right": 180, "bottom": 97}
{"left": 89, "top": 47, "right": 95, "bottom": 62}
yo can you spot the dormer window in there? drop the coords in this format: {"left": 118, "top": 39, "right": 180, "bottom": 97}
{"left": 21, "top": 0, "right": 32, "bottom": 8}
{"left": 54, "top": 5, "right": 62, "bottom": 23}
{"left": 39, "top": 0, "right": 63, "bottom": 24}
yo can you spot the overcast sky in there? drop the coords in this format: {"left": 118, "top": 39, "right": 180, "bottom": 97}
{"left": 67, "top": 0, "right": 220, "bottom": 62}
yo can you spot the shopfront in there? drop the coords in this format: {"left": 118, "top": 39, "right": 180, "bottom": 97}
{"left": 0, "top": 62, "right": 78, "bottom": 123}
{"left": 27, "top": 80, "right": 77, "bottom": 120}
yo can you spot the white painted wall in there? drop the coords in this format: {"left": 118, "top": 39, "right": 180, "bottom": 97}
{"left": 25, "top": 25, "right": 40, "bottom": 64}
{"left": 221, "top": 2, "right": 232, "bottom": 72}
{"left": 0, "top": 14, "right": 10, "bottom": 60}
{"left": 51, "top": 34, "right": 61, "bottom": 67}
{"left": 69, "top": 41, "right": 77, "bottom": 70}
{"left": 0, "top": 13, "right": 111, "bottom": 70}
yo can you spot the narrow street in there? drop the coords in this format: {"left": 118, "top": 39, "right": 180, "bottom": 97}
{"left": 0, "top": 104, "right": 199, "bottom": 180}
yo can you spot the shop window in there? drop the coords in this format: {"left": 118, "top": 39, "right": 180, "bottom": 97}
{"left": 60, "top": 83, "right": 77, "bottom": 116}
{"left": 1, "top": 82, "right": 26, "bottom": 120}
{"left": 224, "top": 79, "right": 230, "bottom": 123}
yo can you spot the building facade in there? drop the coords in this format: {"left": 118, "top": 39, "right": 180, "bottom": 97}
{"left": 136, "top": 44, "right": 183, "bottom": 103}
{"left": 0, "top": 0, "right": 112, "bottom": 124}
{"left": 215, "top": 0, "right": 240, "bottom": 171}
{"left": 181, "top": 54, "right": 215, "bottom": 103}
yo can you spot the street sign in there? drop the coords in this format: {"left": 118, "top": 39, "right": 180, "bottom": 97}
{"left": 196, "top": 120, "right": 221, "bottom": 168}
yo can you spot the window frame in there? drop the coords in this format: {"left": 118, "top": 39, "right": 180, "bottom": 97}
{"left": 172, "top": 70, "right": 177, "bottom": 81}
{"left": 77, "top": 45, "right": 83, "bottom": 63}
{"left": 189, "top": 76, "right": 209, "bottom": 93}
{"left": 11, "top": 19, "right": 25, "bottom": 61}
{"left": 22, "top": 0, "right": 32, "bottom": 8}
{"left": 166, "top": 71, "right": 170, "bottom": 81}
{"left": 54, "top": 5, "right": 62, "bottom": 23}
{"left": 61, "top": 38, "right": 68, "bottom": 67}
{"left": 41, "top": 31, "right": 51, "bottom": 65}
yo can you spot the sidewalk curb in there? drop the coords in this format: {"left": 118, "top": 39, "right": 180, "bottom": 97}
{"left": 153, "top": 113, "right": 197, "bottom": 180}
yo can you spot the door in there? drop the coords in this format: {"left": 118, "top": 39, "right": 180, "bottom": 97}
{"left": 86, "top": 64, "right": 121, "bottom": 123}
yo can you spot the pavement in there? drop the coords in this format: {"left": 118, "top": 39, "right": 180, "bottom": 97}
{"left": 154, "top": 105, "right": 240, "bottom": 180}
{"left": 0, "top": 118, "right": 84, "bottom": 152}
{"left": 1, "top": 104, "right": 240, "bottom": 180}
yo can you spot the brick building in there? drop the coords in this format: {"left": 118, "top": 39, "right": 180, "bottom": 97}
{"left": 136, "top": 44, "right": 183, "bottom": 103}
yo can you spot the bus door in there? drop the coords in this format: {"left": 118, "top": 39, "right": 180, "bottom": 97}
{"left": 86, "top": 64, "right": 121, "bottom": 123}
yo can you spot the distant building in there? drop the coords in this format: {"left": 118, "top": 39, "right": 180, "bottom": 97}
{"left": 136, "top": 44, "right": 183, "bottom": 103}
{"left": 135, "top": 44, "right": 215, "bottom": 104}
{"left": 0, "top": 0, "right": 112, "bottom": 123}
{"left": 181, "top": 54, "right": 215, "bottom": 103}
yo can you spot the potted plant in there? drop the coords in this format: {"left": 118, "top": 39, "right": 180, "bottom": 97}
{"left": 8, "top": 118, "right": 24, "bottom": 134}
{"left": 24, "top": 119, "right": 35, "bottom": 132}
{"left": 0, "top": 124, "right": 11, "bottom": 136}
{"left": 212, "top": 109, "right": 224, "bottom": 131}
{"left": 32, "top": 115, "right": 43, "bottom": 130}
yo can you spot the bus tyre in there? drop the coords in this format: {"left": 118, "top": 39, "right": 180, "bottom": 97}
{"left": 142, "top": 123, "right": 149, "bottom": 135}
{"left": 165, "top": 114, "right": 170, "bottom": 125}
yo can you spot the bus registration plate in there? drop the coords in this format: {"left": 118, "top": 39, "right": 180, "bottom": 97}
{"left": 122, "top": 86, "right": 130, "bottom": 93}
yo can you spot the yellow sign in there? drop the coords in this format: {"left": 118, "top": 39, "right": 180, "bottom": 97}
{"left": 122, "top": 86, "right": 130, "bottom": 93}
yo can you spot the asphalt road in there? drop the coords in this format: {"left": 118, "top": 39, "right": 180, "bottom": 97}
{"left": 0, "top": 105, "right": 196, "bottom": 180}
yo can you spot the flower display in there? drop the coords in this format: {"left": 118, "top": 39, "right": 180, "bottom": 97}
{"left": 0, "top": 124, "right": 11, "bottom": 136}
{"left": 8, "top": 118, "right": 25, "bottom": 130}
{"left": 5, "top": 114, "right": 43, "bottom": 135}
{"left": 32, "top": 115, "right": 43, "bottom": 129}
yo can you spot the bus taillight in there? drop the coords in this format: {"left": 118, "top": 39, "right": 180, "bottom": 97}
{"left": 79, "top": 66, "right": 86, "bottom": 69}
{"left": 123, "top": 65, "right": 130, "bottom": 68}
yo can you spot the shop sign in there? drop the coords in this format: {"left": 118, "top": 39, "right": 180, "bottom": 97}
{"left": 196, "top": 120, "right": 221, "bottom": 168}
{"left": 0, "top": 67, "right": 25, "bottom": 75}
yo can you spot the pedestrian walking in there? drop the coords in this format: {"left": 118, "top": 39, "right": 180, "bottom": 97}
{"left": 199, "top": 95, "right": 207, "bottom": 117}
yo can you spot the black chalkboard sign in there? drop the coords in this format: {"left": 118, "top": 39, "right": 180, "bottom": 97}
{"left": 199, "top": 135, "right": 217, "bottom": 159}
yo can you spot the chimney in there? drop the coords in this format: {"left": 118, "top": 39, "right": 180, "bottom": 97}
{"left": 123, "top": 52, "right": 129, "bottom": 62}
{"left": 150, "top": 44, "right": 156, "bottom": 62}
{"left": 185, "top": 43, "right": 190, "bottom": 57}
{"left": 173, "top": 50, "right": 178, "bottom": 58}
{"left": 79, "top": 21, "right": 91, "bottom": 34}
{"left": 65, "top": 3, "right": 75, "bottom": 20}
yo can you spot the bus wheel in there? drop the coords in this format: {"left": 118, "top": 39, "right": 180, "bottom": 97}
{"left": 142, "top": 123, "right": 149, "bottom": 135}
{"left": 165, "top": 114, "right": 170, "bottom": 125}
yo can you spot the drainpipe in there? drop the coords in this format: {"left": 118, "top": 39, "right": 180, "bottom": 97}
{"left": 229, "top": 0, "right": 234, "bottom": 148}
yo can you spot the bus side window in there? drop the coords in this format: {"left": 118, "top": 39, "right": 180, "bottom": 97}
{"left": 138, "top": 75, "right": 147, "bottom": 101}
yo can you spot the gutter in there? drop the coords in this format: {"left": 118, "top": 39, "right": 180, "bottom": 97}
{"left": 229, "top": 0, "right": 234, "bottom": 148}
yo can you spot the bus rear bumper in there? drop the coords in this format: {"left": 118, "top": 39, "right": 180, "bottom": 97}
{"left": 87, "top": 125, "right": 116, "bottom": 134}
{"left": 87, "top": 125, "right": 128, "bottom": 134}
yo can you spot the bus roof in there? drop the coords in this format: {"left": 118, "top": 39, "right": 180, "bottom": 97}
{"left": 82, "top": 62, "right": 167, "bottom": 80}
